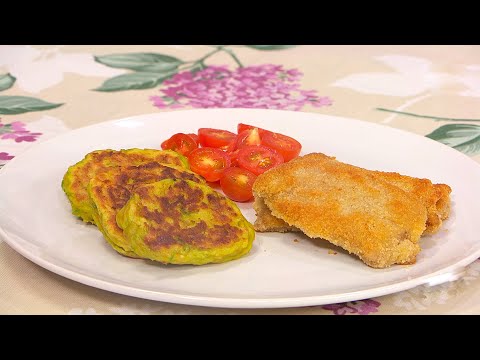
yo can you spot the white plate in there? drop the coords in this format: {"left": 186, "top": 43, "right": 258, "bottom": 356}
{"left": 0, "top": 108, "right": 478, "bottom": 308}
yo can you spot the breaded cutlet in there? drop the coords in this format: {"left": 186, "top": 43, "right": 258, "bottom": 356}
{"left": 254, "top": 154, "right": 451, "bottom": 236}
{"left": 253, "top": 196, "right": 300, "bottom": 233}
{"left": 368, "top": 171, "right": 451, "bottom": 234}
{"left": 253, "top": 153, "right": 435, "bottom": 268}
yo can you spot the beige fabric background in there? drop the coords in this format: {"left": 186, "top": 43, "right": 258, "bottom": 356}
{"left": 0, "top": 45, "right": 479, "bottom": 314}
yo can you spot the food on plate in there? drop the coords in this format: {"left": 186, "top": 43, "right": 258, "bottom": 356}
{"left": 252, "top": 153, "right": 452, "bottom": 268}
{"left": 219, "top": 167, "right": 257, "bottom": 202}
{"left": 197, "top": 128, "right": 236, "bottom": 149}
{"left": 116, "top": 179, "right": 255, "bottom": 265}
{"left": 187, "top": 133, "right": 199, "bottom": 145}
{"left": 257, "top": 131, "right": 301, "bottom": 162}
{"left": 236, "top": 145, "right": 284, "bottom": 176}
{"left": 237, "top": 123, "right": 272, "bottom": 136}
{"left": 254, "top": 196, "right": 300, "bottom": 233}
{"left": 367, "top": 171, "right": 451, "bottom": 234}
{"left": 61, "top": 148, "right": 188, "bottom": 224}
{"left": 187, "top": 147, "right": 231, "bottom": 182}
{"left": 61, "top": 121, "right": 452, "bottom": 270}
{"left": 161, "top": 133, "right": 198, "bottom": 156}
{"left": 227, "top": 128, "right": 262, "bottom": 152}
{"left": 87, "top": 162, "right": 205, "bottom": 257}
{"left": 62, "top": 149, "right": 255, "bottom": 265}
{"left": 159, "top": 123, "right": 302, "bottom": 202}
{"left": 254, "top": 158, "right": 452, "bottom": 236}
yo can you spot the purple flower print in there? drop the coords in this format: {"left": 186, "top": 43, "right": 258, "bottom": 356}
{"left": 322, "top": 303, "right": 358, "bottom": 315}
{"left": 150, "top": 65, "right": 333, "bottom": 111}
{"left": 0, "top": 152, "right": 14, "bottom": 168}
{"left": 356, "top": 299, "right": 382, "bottom": 314}
{"left": 0, "top": 152, "right": 14, "bottom": 161}
{"left": 322, "top": 299, "right": 381, "bottom": 315}
{"left": 0, "top": 120, "right": 42, "bottom": 143}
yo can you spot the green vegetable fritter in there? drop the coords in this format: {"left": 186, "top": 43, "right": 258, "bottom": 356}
{"left": 117, "top": 179, "right": 255, "bottom": 265}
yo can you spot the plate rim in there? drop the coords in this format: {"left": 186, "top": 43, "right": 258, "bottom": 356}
{"left": 1, "top": 108, "right": 479, "bottom": 309}
{"left": 2, "top": 108, "right": 479, "bottom": 173}
{"left": 1, "top": 226, "right": 478, "bottom": 308}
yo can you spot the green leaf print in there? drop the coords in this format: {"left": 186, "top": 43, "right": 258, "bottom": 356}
{"left": 0, "top": 96, "right": 63, "bottom": 115}
{"left": 426, "top": 124, "right": 480, "bottom": 155}
{"left": 94, "top": 72, "right": 176, "bottom": 92}
{"left": 135, "top": 62, "right": 180, "bottom": 73}
{"left": 93, "top": 47, "right": 302, "bottom": 93}
{"left": 246, "top": 45, "right": 297, "bottom": 51}
{"left": 94, "top": 53, "right": 183, "bottom": 71}
{"left": 0, "top": 73, "right": 16, "bottom": 92}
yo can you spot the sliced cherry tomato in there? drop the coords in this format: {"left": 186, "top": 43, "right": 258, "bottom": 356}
{"left": 187, "top": 133, "right": 199, "bottom": 146}
{"left": 188, "top": 147, "right": 231, "bottom": 182}
{"left": 228, "top": 149, "right": 240, "bottom": 167}
{"left": 237, "top": 123, "right": 255, "bottom": 134}
{"left": 237, "top": 123, "right": 273, "bottom": 136}
{"left": 161, "top": 133, "right": 198, "bottom": 156}
{"left": 224, "top": 139, "right": 237, "bottom": 153}
{"left": 198, "top": 128, "right": 237, "bottom": 149}
{"left": 220, "top": 167, "right": 257, "bottom": 202}
{"left": 261, "top": 131, "right": 302, "bottom": 162}
{"left": 228, "top": 128, "right": 262, "bottom": 152}
{"left": 236, "top": 145, "right": 284, "bottom": 175}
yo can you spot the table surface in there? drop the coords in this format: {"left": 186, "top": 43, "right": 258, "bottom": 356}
{"left": 1, "top": 45, "right": 479, "bottom": 315}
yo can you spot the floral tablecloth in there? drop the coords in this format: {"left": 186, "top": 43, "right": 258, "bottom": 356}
{"left": 1, "top": 45, "right": 480, "bottom": 315}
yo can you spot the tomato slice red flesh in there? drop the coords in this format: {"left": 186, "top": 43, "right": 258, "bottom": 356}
{"left": 261, "top": 131, "right": 302, "bottom": 162}
{"left": 220, "top": 167, "right": 257, "bottom": 202}
{"left": 161, "top": 133, "right": 198, "bottom": 156}
{"left": 162, "top": 124, "right": 302, "bottom": 194}
{"left": 237, "top": 123, "right": 273, "bottom": 136}
{"left": 228, "top": 128, "right": 262, "bottom": 153}
{"left": 187, "top": 147, "right": 231, "bottom": 182}
{"left": 187, "top": 133, "right": 199, "bottom": 146}
{"left": 198, "top": 128, "right": 237, "bottom": 149}
{"left": 236, "top": 145, "right": 284, "bottom": 175}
